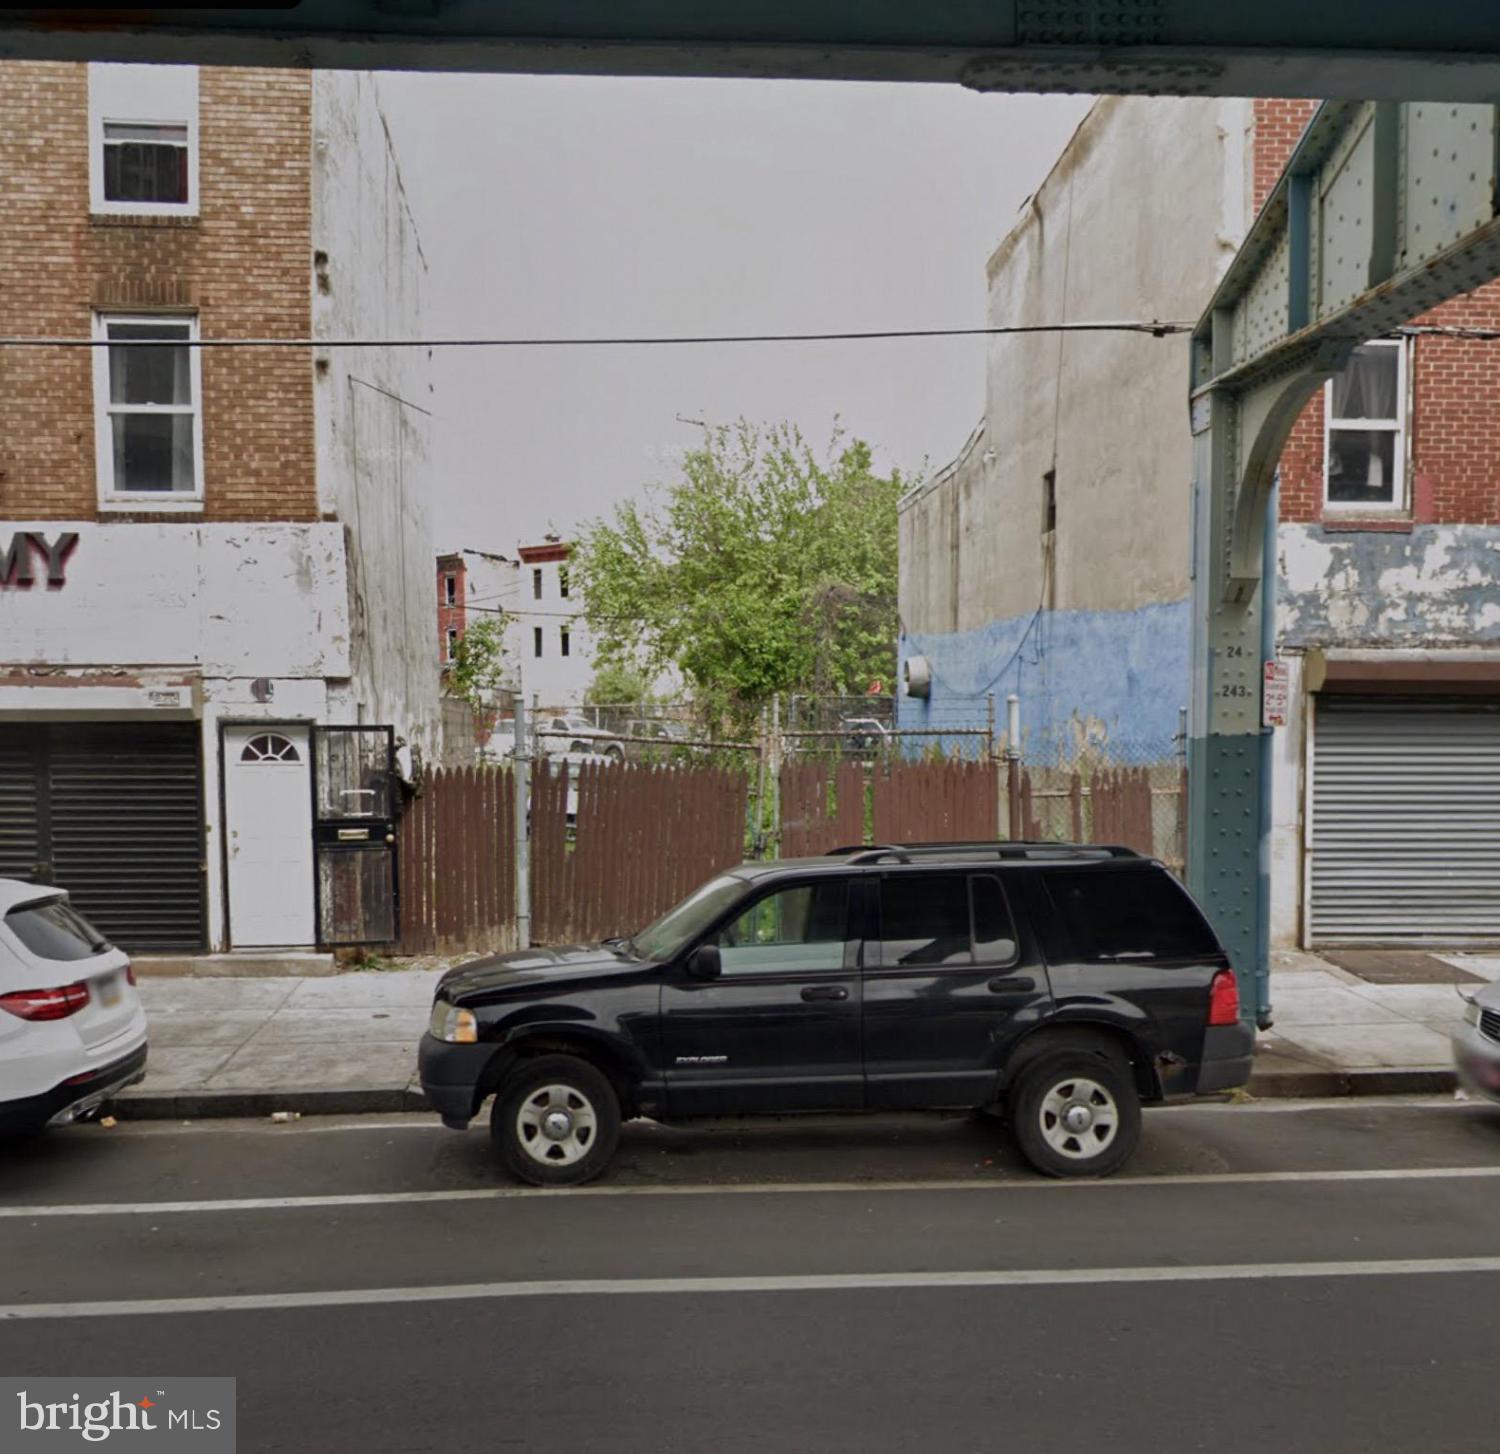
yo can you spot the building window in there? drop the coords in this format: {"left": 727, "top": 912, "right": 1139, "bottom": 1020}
{"left": 560, "top": 628, "right": 571, "bottom": 658}
{"left": 1324, "top": 339, "right": 1406, "bottom": 510}
{"left": 534, "top": 626, "right": 544, "bottom": 658}
{"left": 559, "top": 567, "right": 570, "bottom": 600}
{"left": 532, "top": 568, "right": 543, "bottom": 601}
{"left": 444, "top": 574, "right": 457, "bottom": 606}
{"left": 88, "top": 63, "right": 198, "bottom": 217}
{"left": 93, "top": 314, "right": 203, "bottom": 504}
{"left": 446, "top": 628, "right": 459, "bottom": 662}
{"left": 104, "top": 122, "right": 188, "bottom": 205}
{"left": 240, "top": 733, "right": 301, "bottom": 764}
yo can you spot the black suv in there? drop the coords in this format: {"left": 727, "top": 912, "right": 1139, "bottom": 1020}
{"left": 419, "top": 843, "right": 1253, "bottom": 1185}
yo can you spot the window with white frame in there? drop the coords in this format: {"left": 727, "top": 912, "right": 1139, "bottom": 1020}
{"left": 88, "top": 63, "right": 198, "bottom": 217}
{"left": 1324, "top": 339, "right": 1407, "bottom": 510}
{"left": 92, "top": 314, "right": 203, "bottom": 502}
{"left": 444, "top": 574, "right": 457, "bottom": 606}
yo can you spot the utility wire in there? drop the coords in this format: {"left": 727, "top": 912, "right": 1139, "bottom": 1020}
{"left": 0, "top": 320, "right": 1194, "bottom": 350}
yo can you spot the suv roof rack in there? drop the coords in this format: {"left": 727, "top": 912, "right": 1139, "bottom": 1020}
{"left": 827, "top": 841, "right": 1141, "bottom": 866}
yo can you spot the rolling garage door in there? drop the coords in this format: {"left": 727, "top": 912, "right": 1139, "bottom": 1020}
{"left": 0, "top": 723, "right": 206, "bottom": 953}
{"left": 1311, "top": 699, "right": 1500, "bottom": 944}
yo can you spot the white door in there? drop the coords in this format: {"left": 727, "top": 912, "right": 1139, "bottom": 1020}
{"left": 225, "top": 726, "right": 316, "bottom": 948}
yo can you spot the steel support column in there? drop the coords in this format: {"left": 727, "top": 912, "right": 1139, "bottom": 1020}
{"left": 1188, "top": 99, "right": 1500, "bottom": 1025}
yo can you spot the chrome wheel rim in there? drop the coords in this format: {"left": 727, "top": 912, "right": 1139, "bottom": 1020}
{"left": 516, "top": 1083, "right": 598, "bottom": 1166}
{"left": 1038, "top": 1076, "right": 1119, "bottom": 1160}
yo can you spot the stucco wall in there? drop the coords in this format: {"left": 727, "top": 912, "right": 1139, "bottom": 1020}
{"left": 898, "top": 96, "right": 1250, "bottom": 756}
{"left": 311, "top": 71, "right": 440, "bottom": 766}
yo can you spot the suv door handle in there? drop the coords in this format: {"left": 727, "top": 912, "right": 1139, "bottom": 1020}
{"left": 802, "top": 985, "right": 850, "bottom": 1002}
{"left": 987, "top": 976, "right": 1037, "bottom": 994}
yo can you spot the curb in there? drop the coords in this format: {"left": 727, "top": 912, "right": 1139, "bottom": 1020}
{"left": 111, "top": 1086, "right": 430, "bottom": 1120}
{"left": 107, "top": 1067, "right": 1461, "bottom": 1122}
{"left": 1246, "top": 1067, "right": 1458, "bottom": 1099}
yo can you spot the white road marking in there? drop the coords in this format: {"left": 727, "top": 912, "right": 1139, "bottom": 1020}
{"left": 5, "top": 1255, "right": 1500, "bottom": 1321}
{"left": 5, "top": 1162, "right": 1500, "bottom": 1220}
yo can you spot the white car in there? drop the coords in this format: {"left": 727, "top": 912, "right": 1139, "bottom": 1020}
{"left": 539, "top": 714, "right": 626, "bottom": 763}
{"left": 1453, "top": 979, "right": 1500, "bottom": 1103}
{"left": 0, "top": 881, "right": 148, "bottom": 1137}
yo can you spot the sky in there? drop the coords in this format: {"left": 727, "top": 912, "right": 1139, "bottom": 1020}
{"left": 376, "top": 74, "right": 1093, "bottom": 552}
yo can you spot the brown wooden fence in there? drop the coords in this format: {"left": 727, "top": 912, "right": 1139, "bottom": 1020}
{"left": 779, "top": 759, "right": 866, "bottom": 856}
{"left": 533, "top": 761, "right": 749, "bottom": 944}
{"left": 396, "top": 766, "right": 515, "bottom": 955}
{"left": 1014, "top": 764, "right": 1176, "bottom": 863}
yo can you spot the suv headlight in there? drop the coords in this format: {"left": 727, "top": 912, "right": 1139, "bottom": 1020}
{"left": 429, "top": 999, "right": 478, "bottom": 1044}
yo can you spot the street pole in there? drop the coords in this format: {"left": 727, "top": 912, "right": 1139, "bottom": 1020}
{"left": 1006, "top": 692, "right": 1022, "bottom": 841}
{"left": 513, "top": 680, "right": 531, "bottom": 950}
{"left": 769, "top": 696, "right": 782, "bottom": 858}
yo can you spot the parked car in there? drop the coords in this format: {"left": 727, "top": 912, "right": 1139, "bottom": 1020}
{"left": 1453, "top": 981, "right": 1500, "bottom": 1102}
{"left": 480, "top": 720, "right": 517, "bottom": 762}
{"left": 539, "top": 714, "right": 626, "bottom": 763}
{"left": 622, "top": 719, "right": 697, "bottom": 761}
{"left": 840, "top": 716, "right": 890, "bottom": 755}
{"left": 419, "top": 841, "right": 1252, "bottom": 1186}
{"left": 0, "top": 881, "right": 148, "bottom": 1137}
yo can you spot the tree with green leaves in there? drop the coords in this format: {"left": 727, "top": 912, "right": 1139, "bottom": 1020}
{"left": 571, "top": 420, "right": 908, "bottom": 733}
{"left": 446, "top": 614, "right": 510, "bottom": 712}
{"left": 584, "top": 661, "right": 657, "bottom": 708}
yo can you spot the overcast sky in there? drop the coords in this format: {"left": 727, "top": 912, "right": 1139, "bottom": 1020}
{"left": 376, "top": 74, "right": 1093, "bottom": 552}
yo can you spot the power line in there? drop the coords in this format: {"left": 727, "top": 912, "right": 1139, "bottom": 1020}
{"left": 0, "top": 320, "right": 1194, "bottom": 350}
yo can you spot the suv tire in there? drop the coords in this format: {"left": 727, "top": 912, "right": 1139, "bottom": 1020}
{"left": 491, "top": 1054, "right": 621, "bottom": 1187}
{"left": 1009, "top": 1048, "right": 1141, "bottom": 1178}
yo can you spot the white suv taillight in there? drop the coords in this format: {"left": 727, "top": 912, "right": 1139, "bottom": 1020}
{"left": 1207, "top": 969, "right": 1240, "bottom": 1027}
{"left": 0, "top": 982, "right": 91, "bottom": 1022}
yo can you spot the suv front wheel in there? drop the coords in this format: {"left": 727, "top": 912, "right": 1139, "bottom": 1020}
{"left": 1009, "top": 1049, "right": 1141, "bottom": 1178}
{"left": 491, "top": 1054, "right": 621, "bottom": 1187}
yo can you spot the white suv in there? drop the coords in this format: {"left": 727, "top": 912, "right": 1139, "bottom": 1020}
{"left": 0, "top": 881, "right": 148, "bottom": 1137}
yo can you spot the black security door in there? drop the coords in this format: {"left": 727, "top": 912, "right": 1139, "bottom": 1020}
{"left": 311, "top": 725, "right": 398, "bottom": 946}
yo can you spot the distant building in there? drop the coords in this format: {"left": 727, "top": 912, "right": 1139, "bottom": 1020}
{"left": 900, "top": 96, "right": 1500, "bottom": 949}
{"left": 436, "top": 547, "right": 519, "bottom": 673}
{"left": 516, "top": 539, "right": 593, "bottom": 709}
{"left": 0, "top": 60, "right": 438, "bottom": 954}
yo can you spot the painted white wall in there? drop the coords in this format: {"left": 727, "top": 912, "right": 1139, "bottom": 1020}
{"left": 312, "top": 71, "right": 441, "bottom": 766}
{"left": 516, "top": 553, "right": 593, "bottom": 709}
{"left": 0, "top": 522, "right": 350, "bottom": 676}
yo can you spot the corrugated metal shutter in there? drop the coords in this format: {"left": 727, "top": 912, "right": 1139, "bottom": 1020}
{"left": 0, "top": 723, "right": 205, "bottom": 953}
{"left": 1311, "top": 699, "right": 1500, "bottom": 945}
{"left": 47, "top": 724, "right": 206, "bottom": 952}
{"left": 0, "top": 728, "right": 42, "bottom": 882}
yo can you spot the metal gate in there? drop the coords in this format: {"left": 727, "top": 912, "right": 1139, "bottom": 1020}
{"left": 1311, "top": 699, "right": 1500, "bottom": 945}
{"left": 311, "top": 725, "right": 398, "bottom": 946}
{"left": 0, "top": 722, "right": 206, "bottom": 952}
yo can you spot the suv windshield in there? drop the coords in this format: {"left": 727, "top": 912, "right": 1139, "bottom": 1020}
{"left": 6, "top": 898, "right": 112, "bottom": 962}
{"left": 630, "top": 874, "right": 745, "bottom": 961}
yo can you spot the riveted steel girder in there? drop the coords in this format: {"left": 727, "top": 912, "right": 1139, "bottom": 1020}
{"left": 1189, "top": 100, "right": 1500, "bottom": 1023}
{"left": 8, "top": 3, "right": 1500, "bottom": 95}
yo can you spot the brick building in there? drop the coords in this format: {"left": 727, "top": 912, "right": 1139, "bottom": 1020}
{"left": 899, "top": 95, "right": 1500, "bottom": 948}
{"left": 0, "top": 61, "right": 439, "bottom": 956}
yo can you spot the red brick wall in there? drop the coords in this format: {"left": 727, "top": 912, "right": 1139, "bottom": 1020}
{"left": 1252, "top": 98, "right": 1500, "bottom": 527}
{"left": 437, "top": 556, "right": 466, "bottom": 662}
{"left": 0, "top": 61, "right": 315, "bottom": 523}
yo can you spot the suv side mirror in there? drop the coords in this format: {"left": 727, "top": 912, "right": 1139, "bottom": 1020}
{"left": 686, "top": 943, "right": 722, "bottom": 981}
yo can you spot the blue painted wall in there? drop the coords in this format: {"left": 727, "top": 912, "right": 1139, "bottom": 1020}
{"left": 898, "top": 598, "right": 1191, "bottom": 762}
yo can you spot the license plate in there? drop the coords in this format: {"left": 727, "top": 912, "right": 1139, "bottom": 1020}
{"left": 97, "top": 976, "right": 123, "bottom": 1008}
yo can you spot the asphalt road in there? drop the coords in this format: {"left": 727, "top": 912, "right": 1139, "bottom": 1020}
{"left": 3, "top": 1098, "right": 1499, "bottom": 1453}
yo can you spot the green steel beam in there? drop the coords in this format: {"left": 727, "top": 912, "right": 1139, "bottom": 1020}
{"left": 1189, "top": 100, "right": 1500, "bottom": 1024}
{"left": 7, "top": 2, "right": 1500, "bottom": 97}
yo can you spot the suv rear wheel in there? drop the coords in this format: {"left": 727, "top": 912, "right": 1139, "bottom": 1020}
{"left": 491, "top": 1054, "right": 621, "bottom": 1187}
{"left": 1009, "top": 1049, "right": 1141, "bottom": 1178}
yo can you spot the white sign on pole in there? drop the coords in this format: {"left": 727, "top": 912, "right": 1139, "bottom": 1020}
{"left": 1262, "top": 659, "right": 1289, "bottom": 728}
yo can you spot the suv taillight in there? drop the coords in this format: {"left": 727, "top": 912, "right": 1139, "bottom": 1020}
{"left": 1207, "top": 969, "right": 1240, "bottom": 1027}
{"left": 125, "top": 964, "right": 137, "bottom": 987}
{"left": 0, "top": 982, "right": 91, "bottom": 1022}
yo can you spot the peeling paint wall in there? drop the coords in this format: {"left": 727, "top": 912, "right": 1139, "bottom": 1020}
{"left": 311, "top": 72, "right": 441, "bottom": 765}
{"left": 1, "top": 521, "right": 349, "bottom": 676}
{"left": 1279, "top": 523, "right": 1500, "bottom": 647}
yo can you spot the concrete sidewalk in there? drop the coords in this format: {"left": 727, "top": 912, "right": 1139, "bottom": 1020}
{"left": 112, "top": 950, "right": 1491, "bottom": 1119}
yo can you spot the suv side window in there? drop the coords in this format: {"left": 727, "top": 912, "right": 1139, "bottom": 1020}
{"left": 716, "top": 880, "right": 850, "bottom": 975}
{"left": 878, "top": 873, "right": 1019, "bottom": 969}
{"left": 1045, "top": 868, "right": 1218, "bottom": 961}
